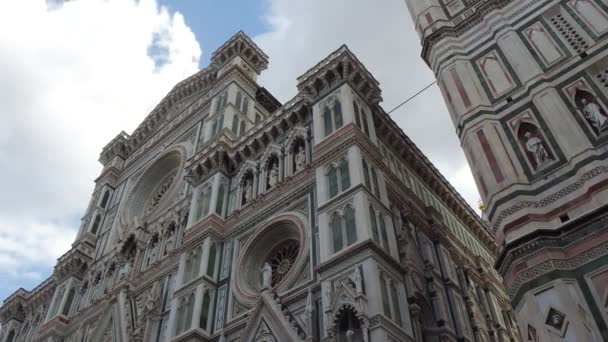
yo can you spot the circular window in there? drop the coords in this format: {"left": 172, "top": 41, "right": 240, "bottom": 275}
{"left": 267, "top": 240, "right": 299, "bottom": 287}
{"left": 233, "top": 214, "right": 308, "bottom": 304}
{"left": 123, "top": 149, "right": 184, "bottom": 226}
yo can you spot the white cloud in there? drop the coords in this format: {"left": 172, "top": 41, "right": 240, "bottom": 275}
{"left": 0, "top": 0, "right": 201, "bottom": 294}
{"left": 254, "top": 0, "right": 481, "bottom": 210}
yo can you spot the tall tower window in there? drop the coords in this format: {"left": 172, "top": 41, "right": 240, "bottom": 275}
{"left": 199, "top": 291, "right": 211, "bottom": 331}
{"left": 99, "top": 190, "right": 110, "bottom": 209}
{"left": 327, "top": 158, "right": 351, "bottom": 199}
{"left": 90, "top": 214, "right": 101, "bottom": 235}
{"left": 323, "top": 100, "right": 344, "bottom": 137}
{"left": 330, "top": 205, "right": 357, "bottom": 253}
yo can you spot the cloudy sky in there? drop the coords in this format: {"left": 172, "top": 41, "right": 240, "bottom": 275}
{"left": 0, "top": 0, "right": 477, "bottom": 299}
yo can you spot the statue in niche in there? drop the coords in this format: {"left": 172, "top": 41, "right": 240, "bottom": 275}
{"left": 352, "top": 268, "right": 363, "bottom": 295}
{"left": 575, "top": 89, "right": 608, "bottom": 134}
{"left": 163, "top": 225, "right": 176, "bottom": 256}
{"left": 295, "top": 147, "right": 306, "bottom": 172}
{"left": 524, "top": 132, "right": 551, "bottom": 168}
{"left": 346, "top": 330, "right": 355, "bottom": 342}
{"left": 142, "top": 282, "right": 161, "bottom": 316}
{"left": 268, "top": 162, "right": 279, "bottom": 188}
{"left": 243, "top": 177, "right": 253, "bottom": 204}
{"left": 261, "top": 262, "right": 273, "bottom": 289}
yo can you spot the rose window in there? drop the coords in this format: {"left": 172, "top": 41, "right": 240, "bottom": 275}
{"left": 146, "top": 173, "right": 176, "bottom": 213}
{"left": 267, "top": 240, "right": 300, "bottom": 287}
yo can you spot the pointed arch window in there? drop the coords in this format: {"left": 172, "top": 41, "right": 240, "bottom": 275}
{"left": 324, "top": 108, "right": 333, "bottom": 137}
{"left": 378, "top": 214, "right": 390, "bottom": 252}
{"left": 323, "top": 99, "right": 344, "bottom": 137}
{"left": 100, "top": 190, "right": 110, "bottom": 209}
{"left": 62, "top": 287, "right": 76, "bottom": 316}
{"left": 195, "top": 185, "right": 212, "bottom": 221}
{"left": 361, "top": 109, "right": 370, "bottom": 136}
{"left": 345, "top": 206, "right": 356, "bottom": 245}
{"left": 353, "top": 101, "right": 362, "bottom": 128}
{"left": 232, "top": 115, "right": 240, "bottom": 135}
{"left": 327, "top": 158, "right": 351, "bottom": 199}
{"left": 334, "top": 101, "right": 343, "bottom": 128}
{"left": 183, "top": 249, "right": 201, "bottom": 284}
{"left": 330, "top": 206, "right": 358, "bottom": 253}
{"left": 331, "top": 213, "right": 343, "bottom": 253}
{"left": 371, "top": 167, "right": 381, "bottom": 198}
{"left": 90, "top": 214, "right": 101, "bottom": 235}
{"left": 379, "top": 273, "right": 392, "bottom": 319}
{"left": 369, "top": 206, "right": 379, "bottom": 242}
{"left": 206, "top": 242, "right": 217, "bottom": 278}
{"left": 362, "top": 159, "right": 371, "bottom": 189}
{"left": 235, "top": 92, "right": 242, "bottom": 109}
{"left": 199, "top": 291, "right": 211, "bottom": 330}
{"left": 215, "top": 183, "right": 226, "bottom": 217}
{"left": 239, "top": 121, "right": 246, "bottom": 137}
{"left": 5, "top": 330, "right": 15, "bottom": 342}
{"left": 390, "top": 281, "right": 403, "bottom": 326}
{"left": 242, "top": 97, "right": 249, "bottom": 115}
{"left": 176, "top": 293, "right": 195, "bottom": 335}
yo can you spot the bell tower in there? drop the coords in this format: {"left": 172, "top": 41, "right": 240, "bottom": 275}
{"left": 405, "top": 0, "right": 608, "bottom": 340}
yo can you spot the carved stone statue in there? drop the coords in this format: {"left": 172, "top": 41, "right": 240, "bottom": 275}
{"left": 142, "top": 282, "right": 161, "bottom": 316}
{"left": 243, "top": 178, "right": 253, "bottom": 203}
{"left": 261, "top": 262, "right": 272, "bottom": 289}
{"left": 346, "top": 329, "right": 355, "bottom": 342}
{"left": 295, "top": 148, "right": 306, "bottom": 172}
{"left": 582, "top": 97, "right": 608, "bottom": 131}
{"left": 352, "top": 268, "right": 362, "bottom": 295}
{"left": 524, "top": 132, "right": 551, "bottom": 168}
{"left": 118, "top": 259, "right": 132, "bottom": 280}
{"left": 268, "top": 164, "right": 279, "bottom": 188}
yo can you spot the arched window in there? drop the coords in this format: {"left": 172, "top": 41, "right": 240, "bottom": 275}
{"left": 235, "top": 92, "right": 242, "bottom": 109}
{"left": 362, "top": 159, "right": 371, "bottom": 189}
{"left": 361, "top": 109, "right": 370, "bottom": 136}
{"left": 242, "top": 97, "right": 249, "bottom": 114}
{"left": 5, "top": 330, "right": 15, "bottom": 342}
{"left": 195, "top": 186, "right": 212, "bottom": 221}
{"left": 90, "top": 214, "right": 101, "bottom": 235}
{"left": 100, "top": 190, "right": 110, "bottom": 209}
{"left": 232, "top": 115, "right": 240, "bottom": 134}
{"left": 239, "top": 121, "right": 246, "bottom": 136}
{"left": 379, "top": 273, "right": 392, "bottom": 319}
{"left": 206, "top": 242, "right": 217, "bottom": 278}
{"left": 344, "top": 206, "right": 357, "bottom": 245}
{"left": 183, "top": 250, "right": 201, "bottom": 284}
{"left": 378, "top": 214, "right": 390, "bottom": 252}
{"left": 334, "top": 101, "right": 343, "bottom": 129}
{"left": 199, "top": 291, "right": 211, "bottom": 330}
{"left": 331, "top": 207, "right": 358, "bottom": 254}
{"left": 215, "top": 183, "right": 225, "bottom": 216}
{"left": 324, "top": 107, "right": 333, "bottom": 136}
{"left": 339, "top": 159, "right": 350, "bottom": 190}
{"left": 353, "top": 101, "right": 361, "bottom": 128}
{"left": 390, "top": 282, "right": 403, "bottom": 326}
{"left": 369, "top": 207, "right": 379, "bottom": 242}
{"left": 62, "top": 287, "right": 76, "bottom": 316}
{"left": 337, "top": 307, "right": 363, "bottom": 342}
{"left": 327, "top": 158, "right": 351, "bottom": 199}
{"left": 184, "top": 292, "right": 195, "bottom": 332}
{"left": 331, "top": 213, "right": 343, "bottom": 253}
{"left": 328, "top": 165, "right": 339, "bottom": 198}
{"left": 371, "top": 168, "right": 380, "bottom": 197}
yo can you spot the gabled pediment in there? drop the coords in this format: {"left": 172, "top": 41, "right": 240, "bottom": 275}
{"left": 240, "top": 292, "right": 304, "bottom": 342}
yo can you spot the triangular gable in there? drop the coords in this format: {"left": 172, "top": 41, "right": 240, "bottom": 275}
{"left": 240, "top": 292, "right": 304, "bottom": 342}
{"left": 89, "top": 304, "right": 119, "bottom": 342}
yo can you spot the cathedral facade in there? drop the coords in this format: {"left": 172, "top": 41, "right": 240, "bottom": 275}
{"left": 405, "top": 0, "right": 608, "bottom": 340}
{"left": 1, "top": 32, "right": 519, "bottom": 342}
